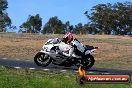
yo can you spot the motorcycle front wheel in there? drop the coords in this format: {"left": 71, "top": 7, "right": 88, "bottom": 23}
{"left": 34, "top": 52, "right": 52, "bottom": 67}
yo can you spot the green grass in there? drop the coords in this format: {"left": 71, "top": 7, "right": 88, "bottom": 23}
{"left": 0, "top": 66, "right": 131, "bottom": 88}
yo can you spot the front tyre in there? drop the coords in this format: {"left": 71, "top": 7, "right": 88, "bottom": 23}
{"left": 82, "top": 55, "right": 95, "bottom": 69}
{"left": 34, "top": 52, "right": 52, "bottom": 67}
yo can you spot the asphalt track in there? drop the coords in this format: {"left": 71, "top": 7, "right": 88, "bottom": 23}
{"left": 0, "top": 58, "right": 132, "bottom": 75}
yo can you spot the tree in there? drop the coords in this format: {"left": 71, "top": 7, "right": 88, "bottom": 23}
{"left": 42, "top": 16, "right": 64, "bottom": 34}
{"left": 83, "top": 24, "right": 97, "bottom": 34}
{"left": 69, "top": 25, "right": 74, "bottom": 33}
{"left": 112, "top": 2, "right": 132, "bottom": 35}
{"left": 64, "top": 21, "right": 74, "bottom": 33}
{"left": 86, "top": 3, "right": 113, "bottom": 34}
{"left": 20, "top": 14, "right": 42, "bottom": 33}
{"left": 75, "top": 23, "right": 86, "bottom": 34}
{"left": 85, "top": 2, "right": 132, "bottom": 35}
{"left": 0, "top": 0, "right": 11, "bottom": 32}
{"left": 64, "top": 21, "right": 70, "bottom": 32}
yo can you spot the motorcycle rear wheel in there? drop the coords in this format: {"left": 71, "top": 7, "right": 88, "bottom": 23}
{"left": 34, "top": 52, "right": 52, "bottom": 67}
{"left": 81, "top": 55, "right": 95, "bottom": 69}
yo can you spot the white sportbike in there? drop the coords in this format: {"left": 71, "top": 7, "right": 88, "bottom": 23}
{"left": 34, "top": 38, "right": 98, "bottom": 69}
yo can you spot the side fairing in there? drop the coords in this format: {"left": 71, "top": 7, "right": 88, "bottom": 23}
{"left": 42, "top": 44, "right": 54, "bottom": 52}
{"left": 59, "top": 42, "right": 71, "bottom": 52}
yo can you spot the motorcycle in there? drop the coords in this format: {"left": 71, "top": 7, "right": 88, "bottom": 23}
{"left": 34, "top": 38, "right": 98, "bottom": 69}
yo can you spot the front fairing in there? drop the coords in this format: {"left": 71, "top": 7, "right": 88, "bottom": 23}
{"left": 42, "top": 44, "right": 53, "bottom": 52}
{"left": 42, "top": 38, "right": 61, "bottom": 52}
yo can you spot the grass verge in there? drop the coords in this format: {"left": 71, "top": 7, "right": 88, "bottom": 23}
{"left": 0, "top": 66, "right": 131, "bottom": 88}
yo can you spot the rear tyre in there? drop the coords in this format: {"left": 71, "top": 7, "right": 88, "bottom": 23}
{"left": 82, "top": 55, "right": 95, "bottom": 69}
{"left": 34, "top": 52, "right": 52, "bottom": 67}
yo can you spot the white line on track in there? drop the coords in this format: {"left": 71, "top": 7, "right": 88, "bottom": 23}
{"left": 89, "top": 72, "right": 94, "bottom": 74}
{"left": 74, "top": 71, "right": 78, "bottom": 73}
{"left": 14, "top": 67, "right": 21, "bottom": 69}
{"left": 60, "top": 70, "right": 67, "bottom": 72}
{"left": 29, "top": 68, "right": 36, "bottom": 70}
{"left": 43, "top": 69, "right": 50, "bottom": 71}
{"left": 16, "top": 59, "right": 20, "bottom": 60}
{"left": 104, "top": 73, "right": 110, "bottom": 74}
{"left": 25, "top": 60, "right": 31, "bottom": 62}
{"left": 11, "top": 66, "right": 97, "bottom": 74}
{"left": 2, "top": 58, "right": 7, "bottom": 60}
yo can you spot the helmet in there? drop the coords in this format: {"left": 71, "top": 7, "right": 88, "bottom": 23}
{"left": 63, "top": 32, "right": 73, "bottom": 44}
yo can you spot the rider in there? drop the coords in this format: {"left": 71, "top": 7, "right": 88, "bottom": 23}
{"left": 62, "top": 32, "right": 73, "bottom": 44}
{"left": 61, "top": 32, "right": 74, "bottom": 58}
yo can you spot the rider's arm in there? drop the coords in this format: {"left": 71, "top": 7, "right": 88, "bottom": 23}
{"left": 62, "top": 47, "right": 74, "bottom": 57}
{"left": 62, "top": 41, "right": 75, "bottom": 57}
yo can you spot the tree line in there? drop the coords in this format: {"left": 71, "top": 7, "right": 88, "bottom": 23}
{"left": 85, "top": 2, "right": 132, "bottom": 35}
{"left": 0, "top": 0, "right": 132, "bottom": 35}
{"left": 0, "top": 0, "right": 11, "bottom": 32}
